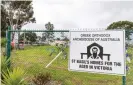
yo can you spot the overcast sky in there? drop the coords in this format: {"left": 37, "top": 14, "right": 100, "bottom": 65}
{"left": 22, "top": 0, "right": 133, "bottom": 30}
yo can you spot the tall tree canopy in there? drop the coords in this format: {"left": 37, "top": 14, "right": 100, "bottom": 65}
{"left": 61, "top": 32, "right": 65, "bottom": 40}
{"left": 107, "top": 21, "right": 133, "bottom": 40}
{"left": 1, "top": 1, "right": 36, "bottom": 37}
{"left": 44, "top": 22, "right": 54, "bottom": 42}
{"left": 19, "top": 32, "right": 37, "bottom": 44}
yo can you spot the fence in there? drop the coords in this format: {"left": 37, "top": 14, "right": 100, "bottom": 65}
{"left": 5, "top": 27, "right": 133, "bottom": 85}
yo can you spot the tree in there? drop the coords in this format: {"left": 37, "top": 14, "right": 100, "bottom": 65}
{"left": 1, "top": 3, "right": 8, "bottom": 37}
{"left": 41, "top": 36, "right": 46, "bottom": 42}
{"left": 1, "top": 1, "right": 36, "bottom": 38}
{"left": 107, "top": 21, "right": 133, "bottom": 40}
{"left": 63, "top": 37, "right": 69, "bottom": 41}
{"left": 44, "top": 22, "right": 54, "bottom": 42}
{"left": 61, "top": 32, "right": 65, "bottom": 40}
{"left": 56, "top": 38, "right": 60, "bottom": 40}
{"left": 19, "top": 32, "right": 37, "bottom": 44}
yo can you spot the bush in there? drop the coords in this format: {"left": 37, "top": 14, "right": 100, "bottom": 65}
{"left": 32, "top": 72, "right": 52, "bottom": 85}
{"left": 1, "top": 56, "right": 10, "bottom": 78}
{"left": 2, "top": 67, "right": 27, "bottom": 85}
{"left": 1, "top": 38, "right": 7, "bottom": 47}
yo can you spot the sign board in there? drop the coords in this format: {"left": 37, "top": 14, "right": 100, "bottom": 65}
{"left": 69, "top": 30, "right": 126, "bottom": 76}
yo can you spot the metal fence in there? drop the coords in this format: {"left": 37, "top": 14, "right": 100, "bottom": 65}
{"left": 5, "top": 27, "right": 133, "bottom": 85}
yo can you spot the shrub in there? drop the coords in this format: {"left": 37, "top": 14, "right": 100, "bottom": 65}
{"left": 1, "top": 56, "right": 10, "bottom": 77}
{"left": 11, "top": 45, "right": 14, "bottom": 51}
{"left": 2, "top": 67, "right": 27, "bottom": 85}
{"left": 32, "top": 72, "right": 52, "bottom": 85}
{"left": 1, "top": 38, "right": 7, "bottom": 47}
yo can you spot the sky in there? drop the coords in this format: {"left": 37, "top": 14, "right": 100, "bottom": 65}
{"left": 22, "top": 0, "right": 133, "bottom": 30}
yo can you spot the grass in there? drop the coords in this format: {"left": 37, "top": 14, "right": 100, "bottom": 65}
{"left": 126, "top": 47, "right": 133, "bottom": 85}
{"left": 10, "top": 45, "right": 133, "bottom": 85}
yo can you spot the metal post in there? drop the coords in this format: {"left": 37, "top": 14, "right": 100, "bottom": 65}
{"left": 122, "top": 76, "right": 126, "bottom": 85}
{"left": 122, "top": 42, "right": 128, "bottom": 85}
{"left": 24, "top": 30, "right": 25, "bottom": 47}
{"left": 6, "top": 26, "right": 11, "bottom": 68}
{"left": 17, "top": 29, "right": 20, "bottom": 49}
{"left": 5, "top": 30, "right": 8, "bottom": 56}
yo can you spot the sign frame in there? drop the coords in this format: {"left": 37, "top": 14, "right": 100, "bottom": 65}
{"left": 68, "top": 30, "right": 126, "bottom": 76}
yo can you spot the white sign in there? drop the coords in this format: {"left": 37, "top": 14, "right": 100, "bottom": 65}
{"left": 69, "top": 30, "right": 126, "bottom": 76}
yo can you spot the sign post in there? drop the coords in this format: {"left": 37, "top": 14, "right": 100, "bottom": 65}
{"left": 122, "top": 76, "right": 126, "bottom": 85}
{"left": 69, "top": 30, "right": 126, "bottom": 76}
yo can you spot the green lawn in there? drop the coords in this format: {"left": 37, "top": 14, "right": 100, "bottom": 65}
{"left": 10, "top": 45, "right": 133, "bottom": 85}
{"left": 126, "top": 46, "right": 133, "bottom": 85}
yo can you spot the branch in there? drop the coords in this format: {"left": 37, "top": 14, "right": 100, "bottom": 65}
{"left": 16, "top": 1, "right": 30, "bottom": 29}
{"left": 16, "top": 3, "right": 23, "bottom": 30}
{"left": 8, "top": 2, "right": 13, "bottom": 29}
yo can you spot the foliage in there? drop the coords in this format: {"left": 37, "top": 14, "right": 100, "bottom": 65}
{"left": 1, "top": 1, "right": 36, "bottom": 37}
{"left": 107, "top": 21, "right": 133, "bottom": 40}
{"left": 32, "top": 72, "right": 52, "bottom": 85}
{"left": 1, "top": 56, "right": 10, "bottom": 77}
{"left": 60, "top": 32, "right": 69, "bottom": 41}
{"left": 61, "top": 32, "right": 65, "bottom": 39}
{"left": 1, "top": 4, "right": 8, "bottom": 37}
{"left": 41, "top": 36, "right": 46, "bottom": 42}
{"left": 1, "top": 38, "right": 7, "bottom": 47}
{"left": 19, "top": 32, "right": 37, "bottom": 44}
{"left": 127, "top": 46, "right": 133, "bottom": 59}
{"left": 2, "top": 67, "right": 27, "bottom": 85}
{"left": 56, "top": 38, "right": 60, "bottom": 40}
{"left": 63, "top": 37, "right": 69, "bottom": 41}
{"left": 44, "top": 22, "right": 54, "bottom": 42}
{"left": 126, "top": 47, "right": 133, "bottom": 85}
